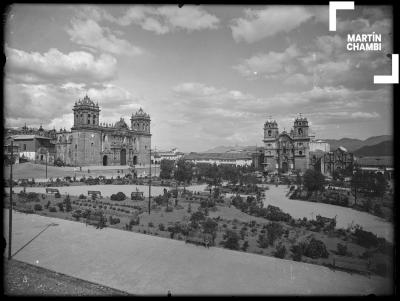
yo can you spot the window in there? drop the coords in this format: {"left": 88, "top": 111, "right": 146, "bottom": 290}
{"left": 23, "top": 144, "right": 26, "bottom": 151}
{"left": 298, "top": 128, "right": 303, "bottom": 135}
{"left": 299, "top": 151, "right": 303, "bottom": 155}
{"left": 268, "top": 130, "right": 271, "bottom": 136}
{"left": 299, "top": 142, "right": 303, "bottom": 146}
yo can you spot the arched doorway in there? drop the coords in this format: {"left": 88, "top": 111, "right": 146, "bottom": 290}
{"left": 120, "top": 149, "right": 126, "bottom": 165}
{"left": 282, "top": 162, "right": 288, "bottom": 173}
{"left": 103, "top": 155, "right": 108, "bottom": 166}
{"left": 133, "top": 155, "right": 137, "bottom": 165}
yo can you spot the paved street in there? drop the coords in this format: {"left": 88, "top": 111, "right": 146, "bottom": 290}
{"left": 3, "top": 209, "right": 391, "bottom": 295}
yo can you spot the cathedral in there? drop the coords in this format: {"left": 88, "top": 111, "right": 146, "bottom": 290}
{"left": 263, "top": 115, "right": 310, "bottom": 173}
{"left": 55, "top": 95, "right": 151, "bottom": 167}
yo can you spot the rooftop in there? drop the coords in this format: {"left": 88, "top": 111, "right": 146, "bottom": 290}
{"left": 356, "top": 156, "right": 393, "bottom": 167}
{"left": 10, "top": 135, "right": 51, "bottom": 140}
{"left": 184, "top": 152, "right": 252, "bottom": 161}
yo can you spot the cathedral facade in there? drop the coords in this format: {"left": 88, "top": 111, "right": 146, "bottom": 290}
{"left": 56, "top": 95, "right": 151, "bottom": 167}
{"left": 263, "top": 116, "right": 311, "bottom": 173}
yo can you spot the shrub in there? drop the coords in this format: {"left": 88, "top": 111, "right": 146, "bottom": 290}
{"left": 79, "top": 194, "right": 86, "bottom": 199}
{"left": 336, "top": 243, "right": 348, "bottom": 256}
{"left": 55, "top": 192, "right": 61, "bottom": 198}
{"left": 165, "top": 206, "right": 173, "bottom": 212}
{"left": 241, "top": 240, "right": 249, "bottom": 251}
{"left": 64, "top": 195, "right": 72, "bottom": 212}
{"left": 49, "top": 206, "right": 57, "bottom": 212}
{"left": 57, "top": 202, "right": 64, "bottom": 212}
{"left": 44, "top": 200, "right": 51, "bottom": 209}
{"left": 72, "top": 210, "right": 82, "bottom": 220}
{"left": 148, "top": 222, "right": 154, "bottom": 228}
{"left": 33, "top": 204, "right": 43, "bottom": 211}
{"left": 26, "top": 192, "right": 40, "bottom": 202}
{"left": 262, "top": 205, "right": 292, "bottom": 222}
{"left": 354, "top": 228, "right": 379, "bottom": 248}
{"left": 129, "top": 216, "right": 140, "bottom": 226}
{"left": 374, "top": 262, "right": 388, "bottom": 277}
{"left": 274, "top": 243, "right": 287, "bottom": 259}
{"left": 221, "top": 230, "right": 240, "bottom": 250}
{"left": 110, "top": 192, "right": 126, "bottom": 201}
{"left": 258, "top": 222, "right": 284, "bottom": 248}
{"left": 304, "top": 238, "right": 329, "bottom": 259}
{"left": 374, "top": 204, "right": 384, "bottom": 217}
{"left": 109, "top": 216, "right": 121, "bottom": 225}
{"left": 81, "top": 209, "right": 91, "bottom": 218}
{"left": 159, "top": 223, "right": 165, "bottom": 231}
{"left": 291, "top": 242, "right": 307, "bottom": 261}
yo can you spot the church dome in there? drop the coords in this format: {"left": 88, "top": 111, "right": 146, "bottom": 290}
{"left": 115, "top": 117, "right": 129, "bottom": 129}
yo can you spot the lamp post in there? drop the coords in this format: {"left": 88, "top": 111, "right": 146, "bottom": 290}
{"left": 148, "top": 147, "right": 151, "bottom": 215}
{"left": 8, "top": 139, "right": 14, "bottom": 260}
{"left": 45, "top": 151, "right": 48, "bottom": 179}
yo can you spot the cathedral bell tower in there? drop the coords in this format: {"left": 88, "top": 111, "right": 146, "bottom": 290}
{"left": 72, "top": 95, "right": 100, "bottom": 130}
{"left": 130, "top": 108, "right": 151, "bottom": 133}
{"left": 293, "top": 114, "right": 309, "bottom": 138}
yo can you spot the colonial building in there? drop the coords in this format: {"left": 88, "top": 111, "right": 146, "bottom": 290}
{"left": 183, "top": 152, "right": 253, "bottom": 167}
{"left": 310, "top": 146, "right": 354, "bottom": 176}
{"left": 56, "top": 95, "right": 151, "bottom": 167}
{"left": 262, "top": 116, "right": 311, "bottom": 173}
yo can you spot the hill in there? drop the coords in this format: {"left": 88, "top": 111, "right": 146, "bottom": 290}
{"left": 202, "top": 135, "right": 392, "bottom": 154}
{"left": 353, "top": 140, "right": 393, "bottom": 157}
{"left": 325, "top": 135, "right": 391, "bottom": 152}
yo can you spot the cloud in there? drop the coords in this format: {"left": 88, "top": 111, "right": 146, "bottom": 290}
{"left": 90, "top": 5, "right": 219, "bottom": 34}
{"left": 233, "top": 44, "right": 301, "bottom": 78}
{"left": 231, "top": 6, "right": 317, "bottom": 43}
{"left": 351, "top": 111, "right": 379, "bottom": 119}
{"left": 4, "top": 80, "right": 141, "bottom": 130}
{"left": 5, "top": 47, "right": 117, "bottom": 84}
{"left": 66, "top": 18, "right": 143, "bottom": 56}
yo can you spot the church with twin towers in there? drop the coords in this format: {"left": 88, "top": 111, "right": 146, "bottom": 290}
{"left": 263, "top": 114, "right": 311, "bottom": 173}
{"left": 55, "top": 95, "right": 151, "bottom": 167}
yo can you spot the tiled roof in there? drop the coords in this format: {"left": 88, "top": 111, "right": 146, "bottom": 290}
{"left": 356, "top": 156, "right": 393, "bottom": 167}
{"left": 184, "top": 152, "right": 252, "bottom": 161}
{"left": 11, "top": 135, "right": 51, "bottom": 140}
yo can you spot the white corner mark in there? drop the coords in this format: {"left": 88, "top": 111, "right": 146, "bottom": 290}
{"left": 329, "top": 2, "right": 355, "bottom": 31}
{"left": 374, "top": 54, "right": 399, "bottom": 84}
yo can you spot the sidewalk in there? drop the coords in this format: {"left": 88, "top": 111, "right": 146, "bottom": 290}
{"left": 3, "top": 209, "right": 392, "bottom": 295}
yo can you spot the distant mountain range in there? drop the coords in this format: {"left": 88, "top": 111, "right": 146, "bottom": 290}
{"left": 353, "top": 140, "right": 393, "bottom": 157}
{"left": 202, "top": 135, "right": 392, "bottom": 157}
{"left": 325, "top": 135, "right": 392, "bottom": 152}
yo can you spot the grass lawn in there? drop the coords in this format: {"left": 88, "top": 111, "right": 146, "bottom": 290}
{"left": 4, "top": 190, "right": 393, "bottom": 279}
{"left": 4, "top": 258, "right": 130, "bottom": 296}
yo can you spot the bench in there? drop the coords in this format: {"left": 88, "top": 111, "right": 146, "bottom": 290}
{"left": 88, "top": 191, "right": 102, "bottom": 199}
{"left": 46, "top": 188, "right": 60, "bottom": 194}
{"left": 131, "top": 191, "right": 144, "bottom": 201}
{"left": 332, "top": 256, "right": 370, "bottom": 275}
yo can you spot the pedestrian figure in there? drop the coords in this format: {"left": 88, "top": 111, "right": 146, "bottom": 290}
{"left": 167, "top": 290, "right": 171, "bottom": 297}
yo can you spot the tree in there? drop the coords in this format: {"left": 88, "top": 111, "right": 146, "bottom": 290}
{"left": 202, "top": 218, "right": 218, "bottom": 235}
{"left": 64, "top": 194, "right": 72, "bottom": 212}
{"left": 160, "top": 159, "right": 175, "bottom": 179}
{"left": 221, "top": 230, "right": 240, "bottom": 250}
{"left": 190, "top": 211, "right": 206, "bottom": 229}
{"left": 303, "top": 169, "right": 325, "bottom": 193}
{"left": 175, "top": 159, "right": 194, "bottom": 186}
{"left": 304, "top": 238, "right": 329, "bottom": 259}
{"left": 274, "top": 243, "right": 287, "bottom": 259}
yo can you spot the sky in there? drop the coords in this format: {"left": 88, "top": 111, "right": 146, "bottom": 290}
{"left": 4, "top": 4, "right": 393, "bottom": 152}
